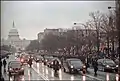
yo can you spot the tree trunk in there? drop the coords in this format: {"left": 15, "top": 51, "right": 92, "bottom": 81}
{"left": 107, "top": 36, "right": 110, "bottom": 57}
{"left": 96, "top": 30, "right": 100, "bottom": 55}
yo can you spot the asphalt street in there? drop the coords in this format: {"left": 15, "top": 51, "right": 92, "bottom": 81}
{"left": 1, "top": 54, "right": 119, "bottom": 81}
{"left": 1, "top": 54, "right": 44, "bottom": 81}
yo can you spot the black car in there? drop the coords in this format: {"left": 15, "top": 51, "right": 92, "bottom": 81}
{"left": 97, "top": 59, "right": 118, "bottom": 72}
{"left": 8, "top": 61, "right": 24, "bottom": 76}
{"left": 34, "top": 55, "right": 44, "bottom": 63}
{"left": 63, "top": 58, "right": 86, "bottom": 73}
{"left": 47, "top": 57, "right": 62, "bottom": 68}
{"left": 43, "top": 56, "right": 53, "bottom": 65}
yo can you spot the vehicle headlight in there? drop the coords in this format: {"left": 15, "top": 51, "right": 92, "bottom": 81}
{"left": 51, "top": 62, "right": 53, "bottom": 64}
{"left": 21, "top": 68, "right": 24, "bottom": 70}
{"left": 106, "top": 65, "right": 110, "bottom": 67}
{"left": 71, "top": 65, "right": 73, "bottom": 68}
{"left": 45, "top": 59, "right": 47, "bottom": 62}
{"left": 83, "top": 65, "right": 86, "bottom": 68}
{"left": 37, "top": 58, "right": 39, "bottom": 60}
{"left": 116, "top": 65, "right": 118, "bottom": 67}
{"left": 9, "top": 68, "right": 12, "bottom": 71}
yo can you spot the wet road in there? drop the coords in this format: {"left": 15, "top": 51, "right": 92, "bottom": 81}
{"left": 32, "top": 60, "right": 119, "bottom": 81}
{"left": 2, "top": 54, "right": 119, "bottom": 81}
{"left": 1, "top": 54, "right": 44, "bottom": 81}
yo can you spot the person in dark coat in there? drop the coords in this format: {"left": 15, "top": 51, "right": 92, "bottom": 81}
{"left": 3, "top": 59, "right": 7, "bottom": 71}
{"left": 0, "top": 59, "right": 2, "bottom": 77}
{"left": 53, "top": 59, "right": 60, "bottom": 75}
{"left": 93, "top": 59, "right": 98, "bottom": 76}
{"left": 28, "top": 58, "right": 32, "bottom": 67}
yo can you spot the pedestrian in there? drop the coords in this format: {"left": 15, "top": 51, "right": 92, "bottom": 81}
{"left": 93, "top": 59, "right": 98, "bottom": 76}
{"left": 53, "top": 59, "right": 60, "bottom": 76}
{"left": 28, "top": 57, "right": 32, "bottom": 68}
{"left": 3, "top": 59, "right": 7, "bottom": 71}
{"left": 0, "top": 58, "right": 2, "bottom": 77}
{"left": 85, "top": 57, "right": 90, "bottom": 72}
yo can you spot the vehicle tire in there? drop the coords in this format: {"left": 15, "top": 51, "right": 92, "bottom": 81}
{"left": 115, "top": 69, "right": 118, "bottom": 72}
{"left": 63, "top": 68, "right": 66, "bottom": 72}
{"left": 49, "top": 65, "right": 52, "bottom": 68}
{"left": 47, "top": 65, "right": 49, "bottom": 67}
{"left": 21, "top": 71, "right": 24, "bottom": 75}
{"left": 69, "top": 68, "right": 72, "bottom": 74}
{"left": 9, "top": 72, "right": 12, "bottom": 76}
{"left": 103, "top": 68, "right": 106, "bottom": 72}
{"left": 44, "top": 62, "right": 46, "bottom": 65}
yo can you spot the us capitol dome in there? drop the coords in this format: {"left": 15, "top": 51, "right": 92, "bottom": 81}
{"left": 1, "top": 21, "right": 30, "bottom": 51}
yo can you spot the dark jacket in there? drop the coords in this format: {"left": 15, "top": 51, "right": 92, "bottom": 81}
{"left": 0, "top": 60, "right": 2, "bottom": 67}
{"left": 53, "top": 60, "right": 59, "bottom": 70}
{"left": 93, "top": 61, "right": 98, "bottom": 71}
{"left": 28, "top": 58, "right": 32, "bottom": 65}
{"left": 3, "top": 59, "right": 7, "bottom": 66}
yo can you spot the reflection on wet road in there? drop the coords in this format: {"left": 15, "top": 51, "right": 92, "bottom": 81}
{"left": 2, "top": 55, "right": 44, "bottom": 81}
{"left": 2, "top": 54, "right": 119, "bottom": 81}
{"left": 33, "top": 61, "right": 100, "bottom": 80}
{"left": 33, "top": 60, "right": 119, "bottom": 81}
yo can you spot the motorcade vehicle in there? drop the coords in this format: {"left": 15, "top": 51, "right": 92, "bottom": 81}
{"left": 34, "top": 55, "right": 44, "bottom": 63}
{"left": 43, "top": 56, "right": 53, "bottom": 65}
{"left": 8, "top": 61, "right": 24, "bottom": 76}
{"left": 114, "top": 58, "right": 119, "bottom": 65}
{"left": 20, "top": 54, "right": 29, "bottom": 65}
{"left": 97, "top": 59, "right": 118, "bottom": 72}
{"left": 47, "top": 57, "right": 62, "bottom": 68}
{"left": 63, "top": 58, "right": 86, "bottom": 74}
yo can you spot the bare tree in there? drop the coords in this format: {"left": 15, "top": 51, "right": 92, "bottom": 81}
{"left": 88, "top": 11, "right": 103, "bottom": 55}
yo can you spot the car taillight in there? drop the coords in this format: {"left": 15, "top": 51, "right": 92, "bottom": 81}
{"left": 21, "top": 59, "right": 24, "bottom": 62}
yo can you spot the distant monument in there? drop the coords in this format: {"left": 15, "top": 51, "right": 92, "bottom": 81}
{"left": 1, "top": 21, "right": 30, "bottom": 51}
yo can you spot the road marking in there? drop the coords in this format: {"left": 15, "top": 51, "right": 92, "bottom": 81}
{"left": 32, "top": 65, "right": 49, "bottom": 81}
{"left": 86, "top": 74, "right": 102, "bottom": 81}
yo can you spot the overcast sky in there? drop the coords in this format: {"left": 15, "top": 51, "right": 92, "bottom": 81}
{"left": 1, "top": 1, "right": 115, "bottom": 40}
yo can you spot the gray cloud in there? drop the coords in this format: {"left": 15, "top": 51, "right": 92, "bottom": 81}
{"left": 1, "top": 1, "right": 115, "bottom": 40}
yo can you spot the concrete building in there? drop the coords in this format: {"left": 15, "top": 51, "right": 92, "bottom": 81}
{"left": 1, "top": 21, "right": 30, "bottom": 51}
{"left": 44, "top": 28, "right": 60, "bottom": 35}
{"left": 37, "top": 28, "right": 68, "bottom": 42}
{"left": 37, "top": 32, "right": 44, "bottom": 42}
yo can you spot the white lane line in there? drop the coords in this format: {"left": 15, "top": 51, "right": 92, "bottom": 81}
{"left": 86, "top": 74, "right": 102, "bottom": 81}
{"left": 32, "top": 65, "right": 49, "bottom": 81}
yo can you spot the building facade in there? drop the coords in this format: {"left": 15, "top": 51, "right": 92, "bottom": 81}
{"left": 37, "top": 32, "right": 44, "bottom": 42}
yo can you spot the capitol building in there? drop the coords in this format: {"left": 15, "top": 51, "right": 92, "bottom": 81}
{"left": 1, "top": 21, "right": 31, "bottom": 51}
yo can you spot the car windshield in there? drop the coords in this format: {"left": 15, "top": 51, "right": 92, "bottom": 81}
{"left": 45, "top": 56, "right": 53, "bottom": 59}
{"left": 104, "top": 60, "right": 115, "bottom": 64}
{"left": 70, "top": 60, "right": 83, "bottom": 65}
{"left": 9, "top": 62, "right": 21, "bottom": 68}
